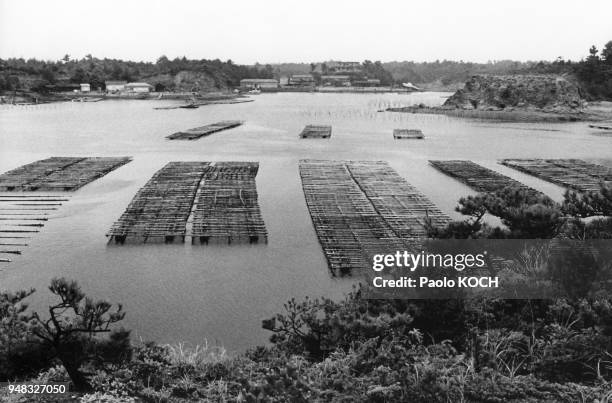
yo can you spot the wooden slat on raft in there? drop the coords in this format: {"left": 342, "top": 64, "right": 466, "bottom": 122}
{"left": 167, "top": 121, "right": 243, "bottom": 140}
{"left": 190, "top": 162, "right": 267, "bottom": 244}
{"left": 0, "top": 157, "right": 81, "bottom": 191}
{"left": 0, "top": 190, "right": 69, "bottom": 262}
{"left": 107, "top": 162, "right": 210, "bottom": 244}
{"left": 299, "top": 125, "right": 332, "bottom": 138}
{"left": 430, "top": 160, "right": 542, "bottom": 196}
{"left": 393, "top": 129, "right": 424, "bottom": 139}
{"left": 500, "top": 159, "right": 612, "bottom": 192}
{"left": 0, "top": 157, "right": 131, "bottom": 191}
{"left": 299, "top": 160, "right": 450, "bottom": 276}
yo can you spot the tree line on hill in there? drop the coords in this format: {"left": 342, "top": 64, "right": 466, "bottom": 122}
{"left": 528, "top": 42, "right": 612, "bottom": 100}
{"left": 275, "top": 41, "right": 612, "bottom": 99}
{"left": 386, "top": 41, "right": 612, "bottom": 100}
{"left": 0, "top": 55, "right": 274, "bottom": 93}
{"left": 1, "top": 41, "right": 610, "bottom": 99}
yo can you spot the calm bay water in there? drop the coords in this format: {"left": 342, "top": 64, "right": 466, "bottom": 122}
{"left": 0, "top": 92, "right": 611, "bottom": 351}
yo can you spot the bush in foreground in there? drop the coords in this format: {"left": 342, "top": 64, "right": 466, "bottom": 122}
{"left": 3, "top": 183, "right": 612, "bottom": 401}
{"left": 3, "top": 281, "right": 612, "bottom": 402}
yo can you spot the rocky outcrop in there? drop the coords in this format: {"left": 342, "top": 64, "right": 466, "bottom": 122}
{"left": 443, "top": 74, "right": 586, "bottom": 113}
{"left": 143, "top": 70, "right": 230, "bottom": 92}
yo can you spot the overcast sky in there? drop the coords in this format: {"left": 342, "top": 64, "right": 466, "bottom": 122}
{"left": 1, "top": 0, "right": 610, "bottom": 64}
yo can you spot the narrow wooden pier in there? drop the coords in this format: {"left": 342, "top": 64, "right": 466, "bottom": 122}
{"left": 299, "top": 125, "right": 332, "bottom": 139}
{"left": 393, "top": 129, "right": 424, "bottom": 139}
{"left": 0, "top": 157, "right": 131, "bottom": 191}
{"left": 500, "top": 159, "right": 612, "bottom": 192}
{"left": 0, "top": 192, "right": 68, "bottom": 263}
{"left": 107, "top": 162, "right": 210, "bottom": 244}
{"left": 430, "top": 160, "right": 542, "bottom": 196}
{"left": 167, "top": 121, "right": 243, "bottom": 140}
{"left": 190, "top": 162, "right": 267, "bottom": 244}
{"left": 299, "top": 160, "right": 450, "bottom": 276}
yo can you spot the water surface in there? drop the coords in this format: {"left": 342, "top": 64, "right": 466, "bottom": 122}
{"left": 1, "top": 93, "right": 610, "bottom": 351}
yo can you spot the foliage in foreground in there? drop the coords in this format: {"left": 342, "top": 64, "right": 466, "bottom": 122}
{"left": 0, "top": 279, "right": 131, "bottom": 391}
{"left": 2, "top": 184, "right": 612, "bottom": 401}
{"left": 427, "top": 182, "right": 612, "bottom": 240}
{"left": 2, "top": 282, "right": 612, "bottom": 402}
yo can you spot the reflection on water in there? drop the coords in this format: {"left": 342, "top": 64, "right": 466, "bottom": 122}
{"left": 0, "top": 92, "right": 610, "bottom": 351}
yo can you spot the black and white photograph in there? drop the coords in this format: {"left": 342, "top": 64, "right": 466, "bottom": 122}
{"left": 1, "top": 0, "right": 612, "bottom": 401}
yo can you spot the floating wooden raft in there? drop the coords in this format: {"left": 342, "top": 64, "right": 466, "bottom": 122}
{"left": 190, "top": 162, "right": 267, "bottom": 244}
{"left": 430, "top": 160, "right": 542, "bottom": 196}
{"left": 299, "top": 160, "right": 450, "bottom": 276}
{"left": 107, "top": 161, "right": 268, "bottom": 245}
{"left": 500, "top": 159, "right": 612, "bottom": 192}
{"left": 393, "top": 129, "right": 424, "bottom": 139}
{"left": 167, "top": 120, "right": 243, "bottom": 140}
{"left": 300, "top": 125, "right": 332, "bottom": 139}
{"left": 0, "top": 157, "right": 131, "bottom": 191}
{"left": 107, "top": 162, "right": 210, "bottom": 244}
{"left": 589, "top": 123, "right": 612, "bottom": 130}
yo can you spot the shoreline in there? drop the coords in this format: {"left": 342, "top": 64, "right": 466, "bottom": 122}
{"left": 385, "top": 105, "right": 611, "bottom": 122}
{"left": 0, "top": 91, "right": 247, "bottom": 105}
{"left": 260, "top": 86, "right": 426, "bottom": 94}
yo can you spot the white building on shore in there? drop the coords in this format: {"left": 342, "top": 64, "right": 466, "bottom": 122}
{"left": 105, "top": 81, "right": 127, "bottom": 92}
{"left": 125, "top": 82, "right": 154, "bottom": 93}
{"left": 240, "top": 78, "right": 279, "bottom": 89}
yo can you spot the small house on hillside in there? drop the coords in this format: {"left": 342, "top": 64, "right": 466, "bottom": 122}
{"left": 353, "top": 79, "right": 381, "bottom": 87}
{"left": 45, "top": 83, "right": 81, "bottom": 92}
{"left": 321, "top": 75, "right": 351, "bottom": 86}
{"left": 125, "top": 82, "right": 153, "bottom": 93}
{"left": 240, "top": 78, "right": 279, "bottom": 89}
{"left": 289, "top": 74, "right": 315, "bottom": 86}
{"left": 105, "top": 81, "right": 127, "bottom": 92}
{"left": 80, "top": 83, "right": 91, "bottom": 92}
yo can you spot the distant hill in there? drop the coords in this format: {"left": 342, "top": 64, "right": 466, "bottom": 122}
{"left": 268, "top": 63, "right": 311, "bottom": 76}
{"left": 382, "top": 60, "right": 535, "bottom": 87}
{"left": 0, "top": 56, "right": 274, "bottom": 93}
{"left": 267, "top": 42, "right": 612, "bottom": 99}
{"left": 2, "top": 41, "right": 610, "bottom": 99}
{"left": 268, "top": 60, "right": 537, "bottom": 88}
